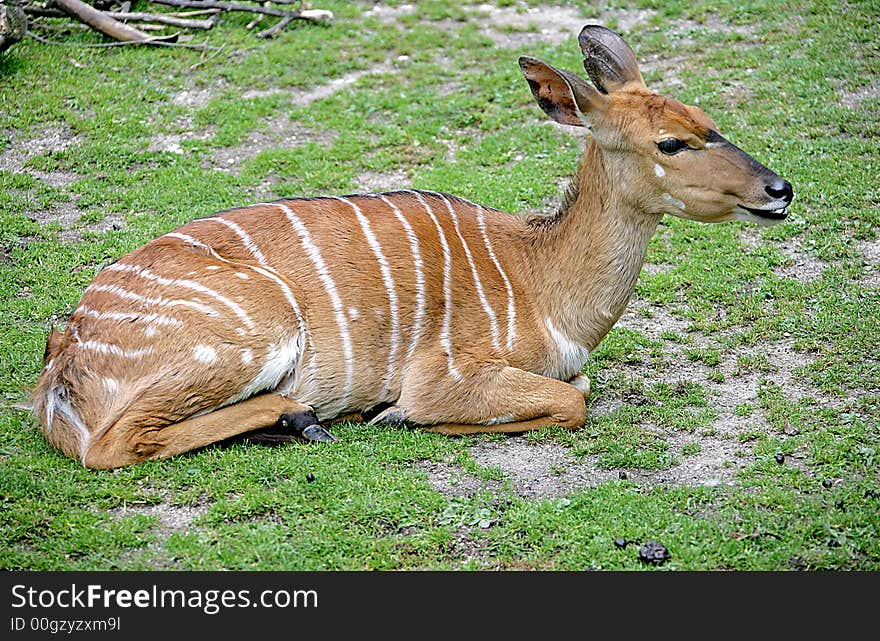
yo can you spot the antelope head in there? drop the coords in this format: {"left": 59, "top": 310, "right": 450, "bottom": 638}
{"left": 520, "top": 25, "right": 794, "bottom": 226}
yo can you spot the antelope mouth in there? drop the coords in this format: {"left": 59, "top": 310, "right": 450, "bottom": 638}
{"left": 736, "top": 204, "right": 788, "bottom": 220}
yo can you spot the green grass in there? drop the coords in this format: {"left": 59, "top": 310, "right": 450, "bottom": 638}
{"left": 1, "top": 0, "right": 878, "bottom": 570}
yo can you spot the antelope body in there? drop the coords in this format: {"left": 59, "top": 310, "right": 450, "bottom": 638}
{"left": 32, "top": 26, "right": 793, "bottom": 468}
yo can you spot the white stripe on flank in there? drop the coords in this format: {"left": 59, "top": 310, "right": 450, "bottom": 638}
{"left": 87, "top": 283, "right": 220, "bottom": 318}
{"left": 193, "top": 216, "right": 270, "bottom": 266}
{"left": 166, "top": 231, "right": 305, "bottom": 333}
{"left": 165, "top": 229, "right": 311, "bottom": 386}
{"left": 476, "top": 205, "right": 517, "bottom": 351}
{"left": 439, "top": 194, "right": 500, "bottom": 350}
{"left": 278, "top": 202, "right": 354, "bottom": 403}
{"left": 410, "top": 191, "right": 463, "bottom": 381}
{"left": 379, "top": 194, "right": 426, "bottom": 365}
{"left": 76, "top": 306, "right": 184, "bottom": 328}
{"left": 164, "top": 231, "right": 210, "bottom": 249}
{"left": 337, "top": 196, "right": 400, "bottom": 399}
{"left": 78, "top": 340, "right": 155, "bottom": 360}
{"left": 104, "top": 262, "right": 255, "bottom": 331}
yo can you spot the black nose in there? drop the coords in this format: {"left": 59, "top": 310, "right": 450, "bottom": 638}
{"left": 765, "top": 178, "right": 793, "bottom": 203}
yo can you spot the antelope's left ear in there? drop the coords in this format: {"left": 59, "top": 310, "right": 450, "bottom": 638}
{"left": 578, "top": 24, "right": 646, "bottom": 94}
{"left": 519, "top": 56, "right": 608, "bottom": 127}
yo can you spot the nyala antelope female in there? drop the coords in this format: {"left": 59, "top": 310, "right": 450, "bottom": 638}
{"left": 33, "top": 26, "right": 793, "bottom": 469}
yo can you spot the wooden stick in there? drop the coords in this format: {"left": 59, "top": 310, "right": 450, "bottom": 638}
{"left": 151, "top": 0, "right": 331, "bottom": 22}
{"left": 256, "top": 15, "right": 292, "bottom": 38}
{"left": 53, "top": 0, "right": 173, "bottom": 42}
{"left": 167, "top": 9, "right": 223, "bottom": 17}
{"left": 107, "top": 12, "right": 216, "bottom": 29}
{"left": 27, "top": 29, "right": 217, "bottom": 50}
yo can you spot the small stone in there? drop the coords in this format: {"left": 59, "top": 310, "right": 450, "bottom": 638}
{"left": 306, "top": 473, "right": 316, "bottom": 483}
{"left": 618, "top": 471, "right": 628, "bottom": 480}
{"left": 835, "top": 499, "right": 845, "bottom": 510}
{"left": 638, "top": 541, "right": 671, "bottom": 566}
{"left": 613, "top": 537, "right": 627, "bottom": 548}
{"left": 822, "top": 479, "right": 833, "bottom": 488}
{"left": 775, "top": 454, "right": 785, "bottom": 464}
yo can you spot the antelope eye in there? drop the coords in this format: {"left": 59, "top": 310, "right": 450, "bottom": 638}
{"left": 657, "top": 138, "right": 689, "bottom": 155}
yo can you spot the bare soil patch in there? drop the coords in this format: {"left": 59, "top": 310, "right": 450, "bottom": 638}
{"left": 740, "top": 227, "right": 829, "bottom": 282}
{"left": 859, "top": 238, "right": 880, "bottom": 288}
{"left": 110, "top": 498, "right": 210, "bottom": 567}
{"left": 840, "top": 80, "right": 880, "bottom": 110}
{"left": 416, "top": 290, "right": 837, "bottom": 501}
{"left": 467, "top": 3, "right": 654, "bottom": 49}
{"left": 0, "top": 124, "right": 81, "bottom": 187}
{"left": 1, "top": 125, "right": 126, "bottom": 242}
{"left": 207, "top": 117, "right": 336, "bottom": 175}
{"left": 354, "top": 169, "right": 412, "bottom": 193}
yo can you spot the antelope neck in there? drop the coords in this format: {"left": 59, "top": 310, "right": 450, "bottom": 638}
{"left": 525, "top": 138, "right": 661, "bottom": 352}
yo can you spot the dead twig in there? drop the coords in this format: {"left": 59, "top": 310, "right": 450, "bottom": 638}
{"left": 189, "top": 40, "right": 225, "bottom": 70}
{"left": 732, "top": 531, "right": 783, "bottom": 541}
{"left": 151, "top": 0, "right": 331, "bottom": 23}
{"left": 255, "top": 14, "right": 292, "bottom": 38}
{"left": 107, "top": 11, "right": 217, "bottom": 30}
{"left": 27, "top": 29, "right": 222, "bottom": 50}
{"left": 53, "top": 0, "right": 177, "bottom": 42}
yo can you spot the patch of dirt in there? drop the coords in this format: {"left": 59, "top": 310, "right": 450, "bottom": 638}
{"left": 668, "top": 14, "right": 756, "bottom": 41}
{"left": 147, "top": 128, "right": 214, "bottom": 155}
{"left": 615, "top": 303, "right": 704, "bottom": 344}
{"left": 113, "top": 500, "right": 209, "bottom": 535}
{"left": 773, "top": 238, "right": 830, "bottom": 281}
{"left": 0, "top": 124, "right": 81, "bottom": 187}
{"left": 205, "top": 116, "right": 335, "bottom": 175}
{"left": 447, "top": 527, "right": 488, "bottom": 567}
{"left": 111, "top": 498, "right": 210, "bottom": 567}
{"left": 740, "top": 227, "right": 829, "bottom": 281}
{"left": 291, "top": 63, "right": 394, "bottom": 107}
{"left": 418, "top": 433, "right": 746, "bottom": 500}
{"left": 239, "top": 61, "right": 395, "bottom": 106}
{"left": 0, "top": 125, "right": 126, "bottom": 242}
{"left": 466, "top": 3, "right": 654, "bottom": 49}
{"left": 363, "top": 2, "right": 416, "bottom": 23}
{"left": 639, "top": 53, "right": 689, "bottom": 92}
{"left": 172, "top": 86, "right": 216, "bottom": 109}
{"left": 22, "top": 200, "right": 126, "bottom": 243}
{"left": 840, "top": 81, "right": 880, "bottom": 110}
{"left": 353, "top": 169, "right": 412, "bottom": 193}
{"left": 858, "top": 238, "right": 880, "bottom": 288}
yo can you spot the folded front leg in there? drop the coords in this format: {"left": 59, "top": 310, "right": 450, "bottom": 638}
{"left": 373, "top": 352, "right": 587, "bottom": 436}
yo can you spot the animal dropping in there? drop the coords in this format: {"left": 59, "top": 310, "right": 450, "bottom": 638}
{"left": 32, "top": 25, "right": 794, "bottom": 468}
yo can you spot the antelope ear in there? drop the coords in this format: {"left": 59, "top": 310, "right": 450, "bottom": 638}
{"left": 578, "top": 24, "right": 646, "bottom": 94}
{"left": 519, "top": 56, "right": 608, "bottom": 126}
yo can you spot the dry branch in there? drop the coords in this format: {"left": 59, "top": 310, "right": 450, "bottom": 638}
{"left": 150, "top": 0, "right": 331, "bottom": 22}
{"left": 20, "top": 0, "right": 333, "bottom": 48}
{"left": 53, "top": 0, "right": 176, "bottom": 42}
{"left": 107, "top": 11, "right": 217, "bottom": 29}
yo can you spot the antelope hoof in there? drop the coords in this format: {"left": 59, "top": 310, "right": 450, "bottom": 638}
{"left": 368, "top": 406, "right": 419, "bottom": 430}
{"left": 277, "top": 409, "right": 335, "bottom": 443}
{"left": 301, "top": 424, "right": 337, "bottom": 443}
